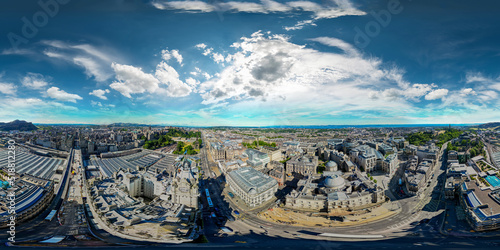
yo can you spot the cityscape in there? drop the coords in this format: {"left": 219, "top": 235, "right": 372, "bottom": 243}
{"left": 2, "top": 0, "right": 500, "bottom": 249}
{"left": 2, "top": 122, "right": 500, "bottom": 249}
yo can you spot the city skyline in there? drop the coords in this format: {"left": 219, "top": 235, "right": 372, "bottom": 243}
{"left": 1, "top": 0, "right": 500, "bottom": 126}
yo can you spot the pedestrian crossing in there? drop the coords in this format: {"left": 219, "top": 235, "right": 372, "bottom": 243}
{"left": 423, "top": 199, "right": 440, "bottom": 212}
{"left": 414, "top": 197, "right": 431, "bottom": 211}
{"left": 386, "top": 213, "right": 422, "bottom": 229}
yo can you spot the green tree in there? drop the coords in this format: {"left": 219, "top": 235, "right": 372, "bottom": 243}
{"left": 177, "top": 141, "right": 185, "bottom": 152}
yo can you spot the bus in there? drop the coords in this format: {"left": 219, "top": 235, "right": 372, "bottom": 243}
{"left": 207, "top": 197, "right": 214, "bottom": 208}
{"left": 205, "top": 188, "right": 210, "bottom": 197}
{"left": 45, "top": 210, "right": 57, "bottom": 221}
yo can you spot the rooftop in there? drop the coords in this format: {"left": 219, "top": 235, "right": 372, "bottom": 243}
{"left": 228, "top": 167, "right": 277, "bottom": 194}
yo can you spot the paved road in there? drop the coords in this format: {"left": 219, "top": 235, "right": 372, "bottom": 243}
{"left": 198, "top": 133, "right": 454, "bottom": 243}
{"left": 4, "top": 149, "right": 75, "bottom": 243}
{"left": 9, "top": 137, "right": 498, "bottom": 248}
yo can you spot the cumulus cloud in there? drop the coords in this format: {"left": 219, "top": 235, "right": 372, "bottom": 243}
{"left": 155, "top": 62, "right": 192, "bottom": 97}
{"left": 195, "top": 44, "right": 226, "bottom": 64}
{"left": 460, "top": 88, "right": 476, "bottom": 96}
{"left": 425, "top": 89, "right": 449, "bottom": 100}
{"left": 195, "top": 43, "right": 207, "bottom": 49}
{"left": 91, "top": 100, "right": 103, "bottom": 107}
{"left": 110, "top": 63, "right": 160, "bottom": 98}
{"left": 0, "top": 82, "right": 17, "bottom": 95}
{"left": 21, "top": 72, "right": 50, "bottom": 89}
{"left": 199, "top": 31, "right": 394, "bottom": 105}
{"left": 189, "top": 31, "right": 467, "bottom": 126}
{"left": 89, "top": 89, "right": 111, "bottom": 100}
{"left": 250, "top": 52, "right": 294, "bottom": 82}
{"left": 110, "top": 59, "right": 192, "bottom": 98}
{"left": 212, "top": 53, "right": 225, "bottom": 64}
{"left": 161, "top": 49, "right": 183, "bottom": 65}
{"left": 47, "top": 87, "right": 83, "bottom": 103}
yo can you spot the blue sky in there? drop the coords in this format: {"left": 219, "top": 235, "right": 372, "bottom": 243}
{"left": 1, "top": 0, "right": 500, "bottom": 126}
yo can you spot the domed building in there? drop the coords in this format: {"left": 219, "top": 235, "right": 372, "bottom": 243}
{"left": 325, "top": 161, "right": 338, "bottom": 172}
{"left": 323, "top": 174, "right": 345, "bottom": 191}
{"left": 285, "top": 171, "right": 386, "bottom": 212}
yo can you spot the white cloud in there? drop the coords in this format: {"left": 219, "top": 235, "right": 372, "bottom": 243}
{"left": 161, "top": 49, "right": 183, "bottom": 65}
{"left": 460, "top": 88, "right": 476, "bottom": 96}
{"left": 261, "top": 0, "right": 292, "bottom": 12}
{"left": 89, "top": 89, "right": 110, "bottom": 100}
{"left": 465, "top": 71, "right": 489, "bottom": 83}
{"left": 195, "top": 43, "right": 207, "bottom": 49}
{"left": 21, "top": 72, "right": 50, "bottom": 89}
{"left": 151, "top": 0, "right": 366, "bottom": 20}
{"left": 195, "top": 44, "right": 226, "bottom": 63}
{"left": 41, "top": 40, "right": 117, "bottom": 82}
{"left": 189, "top": 31, "right": 471, "bottom": 126}
{"left": 199, "top": 31, "right": 390, "bottom": 106}
{"left": 152, "top": 0, "right": 215, "bottom": 12}
{"left": 404, "top": 83, "right": 435, "bottom": 100}
{"left": 0, "top": 97, "right": 78, "bottom": 121}
{"left": 47, "top": 87, "right": 83, "bottom": 103}
{"left": 309, "top": 36, "right": 359, "bottom": 56}
{"left": 0, "top": 82, "right": 17, "bottom": 95}
{"left": 155, "top": 62, "right": 192, "bottom": 97}
{"left": 220, "top": 1, "right": 266, "bottom": 13}
{"left": 202, "top": 48, "right": 213, "bottom": 56}
{"left": 110, "top": 59, "right": 192, "bottom": 98}
{"left": 110, "top": 63, "right": 160, "bottom": 98}
{"left": 286, "top": 1, "right": 322, "bottom": 12}
{"left": 425, "top": 89, "right": 449, "bottom": 100}
{"left": 185, "top": 77, "right": 200, "bottom": 88}
{"left": 212, "top": 52, "right": 225, "bottom": 64}
{"left": 478, "top": 90, "right": 498, "bottom": 101}
{"left": 491, "top": 83, "right": 500, "bottom": 92}
{"left": 1, "top": 48, "right": 35, "bottom": 56}
{"left": 91, "top": 100, "right": 103, "bottom": 107}
{"left": 284, "top": 19, "right": 316, "bottom": 31}
{"left": 73, "top": 57, "right": 110, "bottom": 82}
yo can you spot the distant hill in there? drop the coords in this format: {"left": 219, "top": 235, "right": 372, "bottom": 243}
{"left": 478, "top": 122, "right": 500, "bottom": 129}
{"left": 0, "top": 120, "right": 38, "bottom": 131}
{"left": 107, "top": 123, "right": 161, "bottom": 127}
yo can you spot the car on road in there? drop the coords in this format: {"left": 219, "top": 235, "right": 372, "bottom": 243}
{"left": 233, "top": 210, "right": 240, "bottom": 215}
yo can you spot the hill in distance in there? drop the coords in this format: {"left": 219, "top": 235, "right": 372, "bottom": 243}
{"left": 0, "top": 120, "right": 38, "bottom": 131}
{"left": 107, "top": 123, "right": 162, "bottom": 127}
{"left": 478, "top": 122, "right": 500, "bottom": 129}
